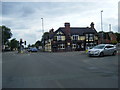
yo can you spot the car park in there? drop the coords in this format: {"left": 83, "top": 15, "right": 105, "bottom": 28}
{"left": 87, "top": 44, "right": 117, "bottom": 57}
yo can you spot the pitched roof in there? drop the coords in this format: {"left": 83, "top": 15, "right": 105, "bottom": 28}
{"left": 59, "top": 27, "right": 97, "bottom": 35}
{"left": 49, "top": 27, "right": 98, "bottom": 39}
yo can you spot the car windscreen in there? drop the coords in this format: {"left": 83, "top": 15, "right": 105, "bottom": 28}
{"left": 93, "top": 45, "right": 105, "bottom": 49}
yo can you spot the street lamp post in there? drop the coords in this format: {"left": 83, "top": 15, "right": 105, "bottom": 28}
{"left": 109, "top": 24, "right": 111, "bottom": 32}
{"left": 2, "top": 28, "right": 5, "bottom": 51}
{"left": 101, "top": 10, "right": 103, "bottom": 44}
{"left": 41, "top": 18, "right": 44, "bottom": 51}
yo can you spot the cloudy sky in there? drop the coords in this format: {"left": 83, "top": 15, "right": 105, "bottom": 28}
{"left": 1, "top": 0, "right": 119, "bottom": 45}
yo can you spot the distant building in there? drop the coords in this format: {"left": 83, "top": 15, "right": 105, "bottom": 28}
{"left": 44, "top": 22, "right": 98, "bottom": 52}
{"left": 98, "top": 31, "right": 117, "bottom": 44}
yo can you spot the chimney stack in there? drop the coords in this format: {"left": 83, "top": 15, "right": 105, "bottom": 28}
{"left": 64, "top": 22, "right": 70, "bottom": 35}
{"left": 49, "top": 28, "right": 54, "bottom": 33}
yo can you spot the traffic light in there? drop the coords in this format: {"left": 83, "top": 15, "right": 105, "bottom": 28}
{"left": 20, "top": 39, "right": 22, "bottom": 45}
{"left": 24, "top": 41, "right": 26, "bottom": 45}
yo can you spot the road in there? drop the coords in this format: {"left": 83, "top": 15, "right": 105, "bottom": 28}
{"left": 2, "top": 51, "right": 118, "bottom": 88}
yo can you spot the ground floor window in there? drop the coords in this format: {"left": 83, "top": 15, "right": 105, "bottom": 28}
{"left": 85, "top": 42, "right": 97, "bottom": 49}
{"left": 72, "top": 44, "right": 76, "bottom": 49}
{"left": 58, "top": 44, "right": 65, "bottom": 49}
{"left": 81, "top": 43, "right": 84, "bottom": 49}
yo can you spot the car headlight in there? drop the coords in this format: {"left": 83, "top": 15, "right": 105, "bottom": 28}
{"left": 94, "top": 50, "right": 100, "bottom": 53}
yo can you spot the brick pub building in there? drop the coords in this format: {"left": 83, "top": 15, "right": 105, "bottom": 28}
{"left": 44, "top": 22, "right": 98, "bottom": 52}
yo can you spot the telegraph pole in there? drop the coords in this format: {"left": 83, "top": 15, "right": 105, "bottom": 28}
{"left": 41, "top": 18, "right": 44, "bottom": 51}
{"left": 2, "top": 28, "right": 4, "bottom": 51}
{"left": 101, "top": 10, "right": 103, "bottom": 44}
{"left": 109, "top": 24, "right": 111, "bottom": 32}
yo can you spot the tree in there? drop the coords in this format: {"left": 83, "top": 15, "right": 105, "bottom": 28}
{"left": 9, "top": 38, "right": 19, "bottom": 51}
{"left": 41, "top": 32, "right": 49, "bottom": 45}
{"left": 28, "top": 44, "right": 31, "bottom": 48}
{"left": 35, "top": 40, "right": 42, "bottom": 49}
{"left": 31, "top": 44, "right": 35, "bottom": 47}
{"left": 41, "top": 32, "right": 49, "bottom": 40}
{"left": 1, "top": 25, "right": 12, "bottom": 45}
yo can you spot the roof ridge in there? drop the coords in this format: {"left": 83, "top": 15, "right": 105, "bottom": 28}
{"left": 59, "top": 27, "right": 90, "bottom": 28}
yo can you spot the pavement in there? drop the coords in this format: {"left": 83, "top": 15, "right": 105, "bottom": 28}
{"left": 2, "top": 51, "right": 118, "bottom": 88}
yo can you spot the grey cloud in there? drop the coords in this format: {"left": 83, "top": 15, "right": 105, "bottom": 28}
{"left": 25, "top": 33, "right": 36, "bottom": 38}
{"left": 19, "top": 6, "right": 35, "bottom": 17}
{"left": 2, "top": 2, "right": 102, "bottom": 19}
{"left": 2, "top": 2, "right": 118, "bottom": 44}
{"left": 102, "top": 17, "right": 118, "bottom": 32}
{"left": 118, "top": 26, "right": 120, "bottom": 32}
{"left": 2, "top": 2, "right": 36, "bottom": 18}
{"left": 2, "top": 18, "right": 30, "bottom": 30}
{"left": 112, "top": 25, "right": 118, "bottom": 32}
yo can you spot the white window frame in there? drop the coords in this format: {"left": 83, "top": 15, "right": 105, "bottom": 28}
{"left": 57, "top": 35, "right": 62, "bottom": 41}
{"left": 72, "top": 44, "right": 76, "bottom": 49}
{"left": 57, "top": 31, "right": 63, "bottom": 35}
{"left": 86, "top": 34, "right": 89, "bottom": 41}
{"left": 72, "top": 35, "right": 79, "bottom": 40}
{"left": 89, "top": 37, "right": 94, "bottom": 41}
{"left": 59, "top": 44, "right": 65, "bottom": 49}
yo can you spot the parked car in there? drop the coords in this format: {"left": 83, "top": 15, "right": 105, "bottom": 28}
{"left": 88, "top": 44, "right": 117, "bottom": 57}
{"left": 28, "top": 47, "right": 38, "bottom": 52}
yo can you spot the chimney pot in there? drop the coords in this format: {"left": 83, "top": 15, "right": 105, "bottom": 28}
{"left": 64, "top": 22, "right": 70, "bottom": 26}
{"left": 90, "top": 22, "right": 94, "bottom": 29}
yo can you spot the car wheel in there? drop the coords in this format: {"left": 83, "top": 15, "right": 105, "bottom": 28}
{"left": 99, "top": 52, "right": 104, "bottom": 57}
{"left": 112, "top": 51, "right": 116, "bottom": 56}
{"left": 88, "top": 54, "right": 91, "bottom": 57}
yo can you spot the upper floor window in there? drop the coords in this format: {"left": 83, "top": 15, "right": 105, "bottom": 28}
{"left": 86, "top": 34, "right": 94, "bottom": 41}
{"left": 57, "top": 35, "right": 62, "bottom": 41}
{"left": 94, "top": 36, "right": 98, "bottom": 40}
{"left": 89, "top": 37, "right": 94, "bottom": 41}
{"left": 86, "top": 34, "right": 88, "bottom": 38}
{"left": 53, "top": 36, "right": 57, "bottom": 41}
{"left": 89, "top": 34, "right": 94, "bottom": 41}
{"left": 57, "top": 35, "right": 65, "bottom": 41}
{"left": 61, "top": 36, "right": 65, "bottom": 41}
{"left": 72, "top": 35, "right": 79, "bottom": 40}
{"left": 89, "top": 34, "right": 93, "bottom": 37}
{"left": 79, "top": 36, "right": 85, "bottom": 40}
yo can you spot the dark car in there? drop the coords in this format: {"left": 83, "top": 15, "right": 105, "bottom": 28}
{"left": 28, "top": 47, "right": 38, "bottom": 52}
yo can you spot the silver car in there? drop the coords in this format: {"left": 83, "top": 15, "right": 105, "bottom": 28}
{"left": 88, "top": 44, "right": 117, "bottom": 57}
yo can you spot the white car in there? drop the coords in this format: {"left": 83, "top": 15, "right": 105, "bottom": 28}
{"left": 88, "top": 44, "right": 117, "bottom": 57}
